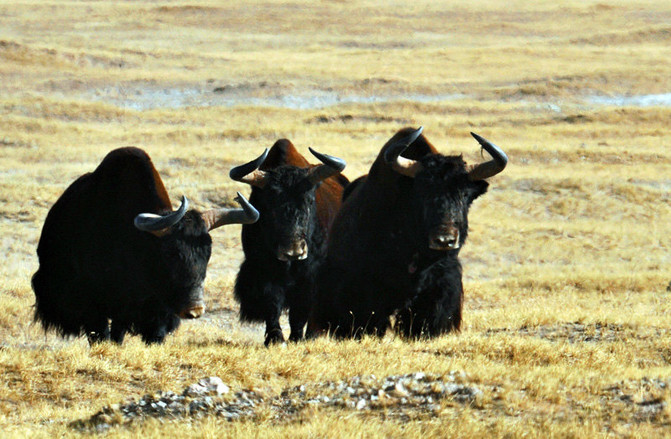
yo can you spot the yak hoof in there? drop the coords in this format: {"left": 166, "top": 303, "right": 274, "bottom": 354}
{"left": 288, "top": 332, "right": 305, "bottom": 343}
{"left": 264, "top": 329, "right": 285, "bottom": 346}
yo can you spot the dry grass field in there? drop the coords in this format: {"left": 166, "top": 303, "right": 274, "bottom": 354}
{"left": 1, "top": 0, "right": 670, "bottom": 437}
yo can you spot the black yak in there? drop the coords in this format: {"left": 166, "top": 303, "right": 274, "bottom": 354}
{"left": 32, "top": 147, "right": 259, "bottom": 344}
{"left": 230, "top": 139, "right": 348, "bottom": 345}
{"left": 309, "top": 127, "right": 507, "bottom": 339}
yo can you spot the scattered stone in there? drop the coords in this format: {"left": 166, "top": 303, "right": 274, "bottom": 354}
{"left": 72, "top": 371, "right": 485, "bottom": 432}
{"left": 283, "top": 371, "right": 483, "bottom": 415}
{"left": 356, "top": 399, "right": 367, "bottom": 410}
{"left": 183, "top": 377, "right": 230, "bottom": 397}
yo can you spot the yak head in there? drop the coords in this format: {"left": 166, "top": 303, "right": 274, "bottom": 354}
{"left": 134, "top": 193, "right": 259, "bottom": 317}
{"left": 230, "top": 141, "right": 345, "bottom": 262}
{"left": 384, "top": 127, "right": 507, "bottom": 252}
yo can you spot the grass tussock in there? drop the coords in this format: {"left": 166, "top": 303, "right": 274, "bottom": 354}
{"left": 0, "top": 0, "right": 670, "bottom": 437}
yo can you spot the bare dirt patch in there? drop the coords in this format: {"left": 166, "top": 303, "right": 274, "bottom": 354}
{"left": 601, "top": 377, "right": 671, "bottom": 424}
{"left": 486, "top": 322, "right": 666, "bottom": 343}
{"left": 306, "top": 113, "right": 412, "bottom": 125}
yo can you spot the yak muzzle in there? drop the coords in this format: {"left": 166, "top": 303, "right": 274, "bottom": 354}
{"left": 179, "top": 300, "right": 205, "bottom": 319}
{"left": 429, "top": 227, "right": 460, "bottom": 251}
{"left": 277, "top": 239, "right": 308, "bottom": 261}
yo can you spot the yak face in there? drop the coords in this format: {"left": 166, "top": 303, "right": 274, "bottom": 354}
{"left": 411, "top": 154, "right": 488, "bottom": 252}
{"left": 253, "top": 166, "right": 318, "bottom": 262}
{"left": 230, "top": 142, "right": 346, "bottom": 262}
{"left": 384, "top": 127, "right": 505, "bottom": 253}
{"left": 157, "top": 210, "right": 212, "bottom": 318}
{"left": 134, "top": 193, "right": 257, "bottom": 320}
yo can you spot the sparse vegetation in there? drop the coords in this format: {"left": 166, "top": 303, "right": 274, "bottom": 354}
{"left": 1, "top": 0, "right": 670, "bottom": 437}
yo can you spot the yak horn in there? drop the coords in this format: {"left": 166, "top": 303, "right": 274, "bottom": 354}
{"left": 467, "top": 132, "right": 508, "bottom": 181}
{"left": 134, "top": 196, "right": 189, "bottom": 233}
{"left": 306, "top": 147, "right": 346, "bottom": 184}
{"left": 229, "top": 148, "right": 270, "bottom": 188}
{"left": 201, "top": 192, "right": 259, "bottom": 231}
{"left": 383, "top": 126, "right": 424, "bottom": 178}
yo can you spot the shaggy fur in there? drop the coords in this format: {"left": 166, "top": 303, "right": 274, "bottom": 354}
{"left": 234, "top": 139, "right": 348, "bottom": 345}
{"left": 310, "top": 128, "right": 490, "bottom": 339}
{"left": 32, "top": 147, "right": 212, "bottom": 344}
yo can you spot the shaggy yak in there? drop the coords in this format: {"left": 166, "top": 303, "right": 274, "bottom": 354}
{"left": 32, "top": 147, "right": 259, "bottom": 344}
{"left": 230, "top": 139, "right": 348, "bottom": 345}
{"left": 309, "top": 127, "right": 507, "bottom": 339}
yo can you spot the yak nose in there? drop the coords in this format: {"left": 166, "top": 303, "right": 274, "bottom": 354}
{"left": 278, "top": 240, "right": 308, "bottom": 261}
{"left": 429, "top": 229, "right": 460, "bottom": 251}
{"left": 179, "top": 300, "right": 205, "bottom": 319}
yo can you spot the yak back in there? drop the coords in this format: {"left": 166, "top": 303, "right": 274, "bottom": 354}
{"left": 36, "top": 147, "right": 175, "bottom": 273}
{"left": 335, "top": 127, "right": 437, "bottom": 228}
{"left": 364, "top": 127, "right": 437, "bottom": 198}
{"left": 91, "top": 146, "right": 173, "bottom": 222}
{"left": 33, "top": 147, "right": 182, "bottom": 335}
{"left": 324, "top": 128, "right": 440, "bottom": 292}
{"left": 258, "top": 139, "right": 348, "bottom": 232}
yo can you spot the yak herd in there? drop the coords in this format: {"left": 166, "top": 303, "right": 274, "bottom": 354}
{"left": 31, "top": 127, "right": 507, "bottom": 346}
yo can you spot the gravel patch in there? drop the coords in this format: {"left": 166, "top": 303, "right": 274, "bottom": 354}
{"left": 71, "top": 372, "right": 484, "bottom": 432}
{"left": 277, "top": 371, "right": 483, "bottom": 417}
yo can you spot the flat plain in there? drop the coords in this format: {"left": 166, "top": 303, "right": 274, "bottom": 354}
{"left": 1, "top": 0, "right": 670, "bottom": 437}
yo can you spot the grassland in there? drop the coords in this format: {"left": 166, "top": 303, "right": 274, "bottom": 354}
{"left": 1, "top": 0, "right": 670, "bottom": 437}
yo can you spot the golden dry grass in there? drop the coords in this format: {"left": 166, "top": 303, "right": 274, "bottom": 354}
{"left": 1, "top": 0, "right": 670, "bottom": 437}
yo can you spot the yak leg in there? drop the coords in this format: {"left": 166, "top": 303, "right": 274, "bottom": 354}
{"left": 234, "top": 260, "right": 286, "bottom": 345}
{"left": 397, "top": 258, "right": 463, "bottom": 338}
{"left": 265, "top": 324, "right": 284, "bottom": 346}
{"left": 344, "top": 283, "right": 390, "bottom": 339}
{"left": 287, "top": 281, "right": 312, "bottom": 342}
{"left": 140, "top": 316, "right": 180, "bottom": 345}
{"left": 110, "top": 320, "right": 127, "bottom": 345}
{"left": 85, "top": 318, "right": 110, "bottom": 345}
{"left": 329, "top": 305, "right": 389, "bottom": 339}
{"left": 263, "top": 288, "right": 285, "bottom": 346}
{"left": 141, "top": 328, "right": 167, "bottom": 344}
{"left": 316, "top": 284, "right": 389, "bottom": 339}
{"left": 359, "top": 310, "right": 389, "bottom": 338}
{"left": 395, "top": 306, "right": 424, "bottom": 338}
{"left": 138, "top": 305, "right": 181, "bottom": 345}
{"left": 287, "top": 301, "right": 310, "bottom": 342}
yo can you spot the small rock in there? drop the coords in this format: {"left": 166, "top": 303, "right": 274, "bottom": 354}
{"left": 413, "top": 372, "right": 426, "bottom": 381}
{"left": 184, "top": 377, "right": 230, "bottom": 397}
{"left": 95, "top": 423, "right": 110, "bottom": 433}
{"left": 391, "top": 382, "right": 409, "bottom": 398}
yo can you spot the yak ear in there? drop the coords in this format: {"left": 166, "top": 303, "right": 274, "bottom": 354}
{"left": 466, "top": 180, "right": 489, "bottom": 203}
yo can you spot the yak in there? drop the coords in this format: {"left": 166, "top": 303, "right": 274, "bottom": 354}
{"left": 32, "top": 147, "right": 259, "bottom": 345}
{"left": 309, "top": 127, "right": 507, "bottom": 339}
{"left": 230, "top": 139, "right": 348, "bottom": 345}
